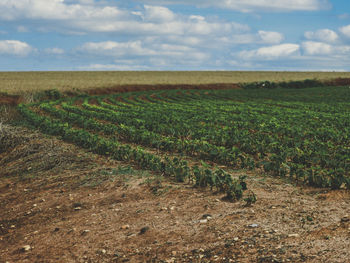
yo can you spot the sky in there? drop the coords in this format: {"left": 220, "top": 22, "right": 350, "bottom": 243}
{"left": 1, "top": 0, "right": 350, "bottom": 71}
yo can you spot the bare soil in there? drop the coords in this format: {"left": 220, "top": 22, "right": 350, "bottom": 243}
{"left": 0, "top": 125, "right": 349, "bottom": 263}
{"left": 0, "top": 94, "right": 21, "bottom": 106}
{"left": 86, "top": 83, "right": 241, "bottom": 97}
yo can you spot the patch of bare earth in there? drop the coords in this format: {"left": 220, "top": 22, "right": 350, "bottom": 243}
{"left": 0, "top": 125, "right": 349, "bottom": 263}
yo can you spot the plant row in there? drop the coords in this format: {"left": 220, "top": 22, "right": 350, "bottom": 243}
{"left": 19, "top": 103, "right": 248, "bottom": 200}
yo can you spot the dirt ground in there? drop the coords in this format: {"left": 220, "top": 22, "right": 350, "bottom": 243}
{"left": 0, "top": 125, "right": 349, "bottom": 263}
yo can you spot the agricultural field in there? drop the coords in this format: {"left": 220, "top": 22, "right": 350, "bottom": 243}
{"left": 18, "top": 86, "right": 350, "bottom": 192}
{"left": 1, "top": 80, "right": 350, "bottom": 262}
{"left": 2, "top": 71, "right": 350, "bottom": 95}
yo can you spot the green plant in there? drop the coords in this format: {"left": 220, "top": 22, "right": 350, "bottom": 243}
{"left": 244, "top": 191, "right": 257, "bottom": 206}
{"left": 17, "top": 85, "right": 350, "bottom": 202}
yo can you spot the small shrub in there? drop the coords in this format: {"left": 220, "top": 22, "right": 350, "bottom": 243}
{"left": 33, "top": 89, "right": 63, "bottom": 101}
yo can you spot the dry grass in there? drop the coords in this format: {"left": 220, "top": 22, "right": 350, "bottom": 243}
{"left": 1, "top": 71, "right": 350, "bottom": 95}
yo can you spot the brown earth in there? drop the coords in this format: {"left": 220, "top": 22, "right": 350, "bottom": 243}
{"left": 0, "top": 125, "right": 349, "bottom": 263}
{"left": 86, "top": 83, "right": 241, "bottom": 96}
{"left": 1, "top": 79, "right": 350, "bottom": 106}
{"left": 0, "top": 94, "right": 21, "bottom": 106}
{"left": 2, "top": 78, "right": 350, "bottom": 106}
{"left": 324, "top": 78, "right": 350, "bottom": 86}
{"left": 0, "top": 83, "right": 240, "bottom": 107}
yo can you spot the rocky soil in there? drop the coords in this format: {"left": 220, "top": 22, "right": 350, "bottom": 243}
{"left": 0, "top": 125, "right": 349, "bottom": 263}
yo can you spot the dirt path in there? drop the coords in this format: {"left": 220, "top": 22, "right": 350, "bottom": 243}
{"left": 0, "top": 126, "right": 349, "bottom": 263}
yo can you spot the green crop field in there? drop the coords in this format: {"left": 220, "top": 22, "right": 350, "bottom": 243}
{"left": 2, "top": 71, "right": 350, "bottom": 95}
{"left": 18, "top": 85, "right": 350, "bottom": 199}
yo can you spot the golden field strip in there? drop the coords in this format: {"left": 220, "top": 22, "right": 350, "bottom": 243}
{"left": 1, "top": 71, "right": 350, "bottom": 95}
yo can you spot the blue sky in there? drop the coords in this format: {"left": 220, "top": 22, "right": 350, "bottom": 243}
{"left": 1, "top": 0, "right": 350, "bottom": 71}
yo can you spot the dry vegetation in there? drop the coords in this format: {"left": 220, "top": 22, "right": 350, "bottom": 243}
{"left": 2, "top": 71, "right": 350, "bottom": 95}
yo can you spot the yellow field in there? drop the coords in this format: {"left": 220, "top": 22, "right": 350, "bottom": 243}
{"left": 1, "top": 71, "right": 350, "bottom": 95}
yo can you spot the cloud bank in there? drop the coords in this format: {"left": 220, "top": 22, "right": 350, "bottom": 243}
{"left": 0, "top": 40, "right": 33, "bottom": 56}
{"left": 137, "top": 0, "right": 331, "bottom": 12}
{"left": 0, "top": 0, "right": 350, "bottom": 71}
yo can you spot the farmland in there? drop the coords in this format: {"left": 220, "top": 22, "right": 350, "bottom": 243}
{"left": 19, "top": 86, "right": 350, "bottom": 191}
{"left": 1, "top": 78, "right": 350, "bottom": 262}
{"left": 2, "top": 71, "right": 350, "bottom": 95}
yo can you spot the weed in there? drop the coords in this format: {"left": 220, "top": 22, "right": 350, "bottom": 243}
{"left": 244, "top": 191, "right": 257, "bottom": 206}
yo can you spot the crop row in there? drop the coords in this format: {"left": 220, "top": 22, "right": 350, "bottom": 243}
{"left": 19, "top": 86, "right": 350, "bottom": 191}
{"left": 89, "top": 92, "right": 349, "bottom": 188}
{"left": 19, "top": 103, "right": 247, "bottom": 200}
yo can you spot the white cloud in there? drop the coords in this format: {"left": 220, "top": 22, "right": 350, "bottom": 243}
{"left": 258, "top": 31, "right": 284, "bottom": 44}
{"left": 187, "top": 30, "right": 283, "bottom": 46}
{"left": 304, "top": 29, "right": 338, "bottom": 43}
{"left": 338, "top": 46, "right": 350, "bottom": 54}
{"left": 0, "top": 40, "right": 33, "bottom": 56}
{"left": 189, "top": 15, "right": 205, "bottom": 21}
{"left": 340, "top": 25, "right": 350, "bottom": 38}
{"left": 0, "top": 0, "right": 250, "bottom": 40}
{"left": 80, "top": 41, "right": 154, "bottom": 57}
{"left": 302, "top": 41, "right": 350, "bottom": 56}
{"left": 222, "top": 0, "right": 330, "bottom": 12}
{"left": 44, "top": 47, "right": 65, "bottom": 54}
{"left": 187, "top": 20, "right": 229, "bottom": 35}
{"left": 240, "top": 43, "right": 300, "bottom": 60}
{"left": 143, "top": 5, "right": 175, "bottom": 22}
{"left": 301, "top": 27, "right": 350, "bottom": 59}
{"left": 66, "top": 0, "right": 95, "bottom": 5}
{"left": 0, "top": 0, "right": 124, "bottom": 21}
{"left": 79, "top": 63, "right": 150, "bottom": 71}
{"left": 302, "top": 41, "right": 333, "bottom": 55}
{"left": 138, "top": 0, "right": 330, "bottom": 12}
{"left": 159, "top": 44, "right": 192, "bottom": 52}
{"left": 165, "top": 35, "right": 202, "bottom": 46}
{"left": 1, "top": 0, "right": 343, "bottom": 72}
{"left": 226, "top": 34, "right": 256, "bottom": 44}
{"left": 76, "top": 35, "right": 211, "bottom": 69}
{"left": 78, "top": 40, "right": 209, "bottom": 60}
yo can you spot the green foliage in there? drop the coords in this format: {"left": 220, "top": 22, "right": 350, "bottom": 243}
{"left": 17, "top": 85, "right": 350, "bottom": 200}
{"left": 244, "top": 190, "right": 257, "bottom": 206}
{"left": 33, "top": 89, "right": 63, "bottom": 102}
